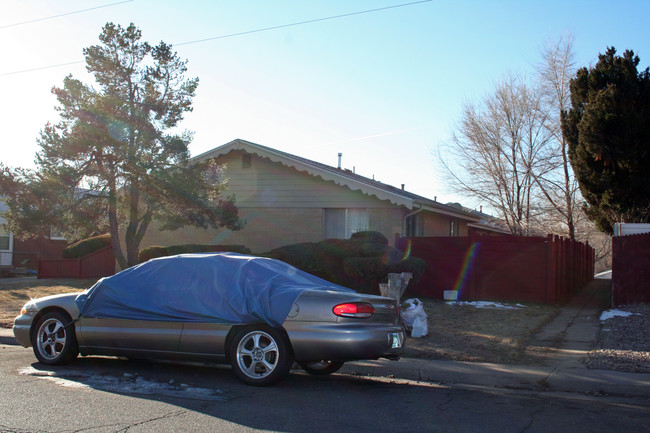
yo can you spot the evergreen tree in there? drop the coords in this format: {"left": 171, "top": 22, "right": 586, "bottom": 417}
{"left": 562, "top": 47, "right": 650, "bottom": 233}
{"left": 1, "top": 23, "right": 243, "bottom": 268}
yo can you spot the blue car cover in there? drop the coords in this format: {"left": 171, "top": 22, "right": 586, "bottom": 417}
{"left": 78, "top": 252, "right": 354, "bottom": 328}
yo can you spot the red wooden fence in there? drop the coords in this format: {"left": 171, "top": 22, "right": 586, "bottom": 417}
{"left": 38, "top": 246, "right": 115, "bottom": 279}
{"left": 612, "top": 232, "right": 650, "bottom": 305}
{"left": 397, "top": 235, "right": 594, "bottom": 305}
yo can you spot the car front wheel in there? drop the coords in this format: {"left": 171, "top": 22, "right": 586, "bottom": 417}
{"left": 298, "top": 360, "right": 345, "bottom": 375}
{"left": 229, "top": 325, "right": 293, "bottom": 386}
{"left": 31, "top": 311, "right": 79, "bottom": 365}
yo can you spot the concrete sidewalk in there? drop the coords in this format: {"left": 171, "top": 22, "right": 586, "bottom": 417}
{"left": 343, "top": 278, "right": 650, "bottom": 398}
{"left": 2, "top": 278, "right": 649, "bottom": 397}
{"left": 343, "top": 357, "right": 650, "bottom": 398}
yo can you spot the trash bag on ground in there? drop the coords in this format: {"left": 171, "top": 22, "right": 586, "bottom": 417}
{"left": 400, "top": 298, "right": 428, "bottom": 338}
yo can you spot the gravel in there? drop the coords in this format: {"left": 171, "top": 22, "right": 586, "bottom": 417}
{"left": 583, "top": 304, "right": 650, "bottom": 373}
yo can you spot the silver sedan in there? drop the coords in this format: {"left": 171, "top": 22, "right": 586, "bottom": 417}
{"left": 14, "top": 254, "right": 405, "bottom": 386}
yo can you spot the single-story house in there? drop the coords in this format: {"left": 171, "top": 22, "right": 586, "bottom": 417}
{"left": 142, "top": 139, "right": 508, "bottom": 254}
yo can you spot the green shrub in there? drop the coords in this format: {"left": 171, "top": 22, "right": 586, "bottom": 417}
{"left": 343, "top": 257, "right": 390, "bottom": 292}
{"left": 263, "top": 233, "right": 424, "bottom": 295}
{"left": 62, "top": 234, "right": 111, "bottom": 259}
{"left": 350, "top": 231, "right": 388, "bottom": 247}
{"left": 139, "top": 244, "right": 251, "bottom": 263}
{"left": 317, "top": 238, "right": 358, "bottom": 259}
{"left": 138, "top": 246, "right": 169, "bottom": 263}
{"left": 388, "top": 256, "right": 426, "bottom": 284}
{"left": 166, "top": 244, "right": 251, "bottom": 255}
{"left": 265, "top": 242, "right": 341, "bottom": 282}
{"left": 318, "top": 232, "right": 388, "bottom": 259}
{"left": 351, "top": 231, "right": 389, "bottom": 257}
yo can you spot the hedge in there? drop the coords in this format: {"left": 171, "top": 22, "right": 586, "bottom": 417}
{"left": 265, "top": 231, "right": 424, "bottom": 295}
{"left": 62, "top": 234, "right": 111, "bottom": 259}
{"left": 138, "top": 244, "right": 251, "bottom": 263}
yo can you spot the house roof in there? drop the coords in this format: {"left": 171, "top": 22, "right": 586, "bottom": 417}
{"left": 193, "top": 139, "right": 481, "bottom": 223}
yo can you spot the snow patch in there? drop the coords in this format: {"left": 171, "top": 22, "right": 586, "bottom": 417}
{"left": 595, "top": 270, "right": 612, "bottom": 279}
{"left": 447, "top": 301, "right": 526, "bottom": 310}
{"left": 600, "top": 309, "right": 641, "bottom": 322}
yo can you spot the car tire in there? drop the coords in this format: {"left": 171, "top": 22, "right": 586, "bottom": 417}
{"left": 298, "top": 360, "right": 344, "bottom": 375}
{"left": 229, "top": 325, "right": 293, "bottom": 386}
{"left": 31, "top": 311, "right": 79, "bottom": 365}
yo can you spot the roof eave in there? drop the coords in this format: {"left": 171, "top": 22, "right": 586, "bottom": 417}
{"left": 194, "top": 139, "right": 415, "bottom": 208}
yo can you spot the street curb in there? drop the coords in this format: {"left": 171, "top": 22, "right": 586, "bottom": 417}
{"left": 3, "top": 325, "right": 649, "bottom": 397}
{"left": 342, "top": 357, "right": 650, "bottom": 399}
{"left": 0, "top": 327, "right": 18, "bottom": 345}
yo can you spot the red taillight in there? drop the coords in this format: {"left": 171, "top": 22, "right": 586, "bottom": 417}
{"left": 333, "top": 302, "right": 375, "bottom": 318}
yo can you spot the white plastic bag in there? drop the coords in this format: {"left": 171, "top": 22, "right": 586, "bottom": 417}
{"left": 411, "top": 316, "right": 428, "bottom": 338}
{"left": 400, "top": 298, "right": 428, "bottom": 338}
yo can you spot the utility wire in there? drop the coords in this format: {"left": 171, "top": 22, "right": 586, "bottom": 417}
{"left": 1, "top": 60, "right": 85, "bottom": 76}
{"left": 0, "top": 0, "right": 134, "bottom": 29}
{"left": 1, "top": 0, "right": 432, "bottom": 77}
{"left": 175, "top": 0, "right": 432, "bottom": 46}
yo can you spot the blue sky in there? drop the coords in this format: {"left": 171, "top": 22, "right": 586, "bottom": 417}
{"left": 2, "top": 0, "right": 649, "bottom": 209}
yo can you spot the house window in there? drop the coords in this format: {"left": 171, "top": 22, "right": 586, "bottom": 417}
{"left": 49, "top": 225, "right": 67, "bottom": 241}
{"left": 324, "top": 208, "right": 369, "bottom": 239}
{"left": 0, "top": 231, "right": 10, "bottom": 251}
{"left": 0, "top": 228, "right": 12, "bottom": 267}
{"left": 242, "top": 153, "right": 252, "bottom": 169}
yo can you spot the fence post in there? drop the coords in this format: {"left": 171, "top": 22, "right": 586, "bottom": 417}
{"left": 546, "top": 234, "right": 555, "bottom": 304}
{"left": 555, "top": 236, "right": 561, "bottom": 302}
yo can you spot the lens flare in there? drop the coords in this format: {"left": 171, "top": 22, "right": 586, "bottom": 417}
{"left": 453, "top": 242, "right": 479, "bottom": 297}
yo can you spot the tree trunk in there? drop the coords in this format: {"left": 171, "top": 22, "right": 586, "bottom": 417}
{"left": 107, "top": 186, "right": 127, "bottom": 271}
{"left": 125, "top": 180, "right": 141, "bottom": 267}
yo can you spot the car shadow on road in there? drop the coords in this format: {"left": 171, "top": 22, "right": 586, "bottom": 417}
{"left": 19, "top": 354, "right": 650, "bottom": 433}
{"left": 21, "top": 356, "right": 455, "bottom": 432}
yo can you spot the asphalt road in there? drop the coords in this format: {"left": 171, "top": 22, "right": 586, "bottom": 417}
{"left": 2, "top": 343, "right": 650, "bottom": 433}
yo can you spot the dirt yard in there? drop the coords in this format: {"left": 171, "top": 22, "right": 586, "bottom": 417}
{"left": 402, "top": 298, "right": 559, "bottom": 364}
{"left": 1, "top": 278, "right": 559, "bottom": 364}
{"left": 0, "top": 278, "right": 94, "bottom": 327}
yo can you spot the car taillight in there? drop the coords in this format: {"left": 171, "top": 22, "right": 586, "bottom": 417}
{"left": 333, "top": 302, "right": 375, "bottom": 318}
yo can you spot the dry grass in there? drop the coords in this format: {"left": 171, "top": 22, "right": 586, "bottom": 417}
{"left": 0, "top": 278, "right": 96, "bottom": 328}
{"left": 403, "top": 298, "right": 560, "bottom": 364}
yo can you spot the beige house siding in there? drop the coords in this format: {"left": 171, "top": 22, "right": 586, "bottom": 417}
{"left": 142, "top": 206, "right": 404, "bottom": 254}
{"left": 221, "top": 151, "right": 391, "bottom": 209}
{"left": 421, "top": 213, "right": 469, "bottom": 237}
{"left": 139, "top": 140, "right": 493, "bottom": 255}
{"left": 369, "top": 208, "right": 404, "bottom": 245}
{"left": 211, "top": 207, "right": 325, "bottom": 253}
{"left": 142, "top": 150, "right": 408, "bottom": 253}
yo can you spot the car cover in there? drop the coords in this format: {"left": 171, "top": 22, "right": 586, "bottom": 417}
{"left": 78, "top": 252, "right": 354, "bottom": 328}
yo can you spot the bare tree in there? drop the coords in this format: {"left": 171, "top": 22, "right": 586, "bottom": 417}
{"left": 438, "top": 34, "right": 612, "bottom": 270}
{"left": 533, "top": 34, "right": 582, "bottom": 240}
{"left": 440, "top": 74, "right": 553, "bottom": 235}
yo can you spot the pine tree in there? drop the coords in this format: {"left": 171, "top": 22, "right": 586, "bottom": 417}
{"left": 1, "top": 23, "right": 243, "bottom": 268}
{"left": 561, "top": 47, "right": 650, "bottom": 233}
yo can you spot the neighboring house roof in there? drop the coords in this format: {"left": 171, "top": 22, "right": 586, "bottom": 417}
{"left": 456, "top": 204, "right": 512, "bottom": 235}
{"left": 193, "top": 139, "right": 481, "bottom": 223}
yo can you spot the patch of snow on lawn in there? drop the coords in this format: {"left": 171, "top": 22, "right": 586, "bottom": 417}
{"left": 448, "top": 301, "right": 526, "bottom": 310}
{"left": 600, "top": 309, "right": 641, "bottom": 322}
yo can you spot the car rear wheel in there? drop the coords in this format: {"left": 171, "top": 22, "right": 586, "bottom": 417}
{"left": 298, "top": 360, "right": 344, "bottom": 375}
{"left": 229, "top": 325, "right": 293, "bottom": 386}
{"left": 31, "top": 311, "right": 78, "bottom": 365}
